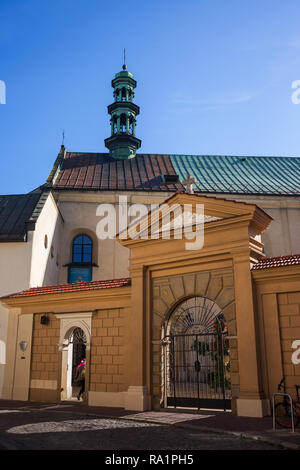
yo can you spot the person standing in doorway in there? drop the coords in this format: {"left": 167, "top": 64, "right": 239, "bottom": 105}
{"left": 75, "top": 358, "right": 86, "bottom": 401}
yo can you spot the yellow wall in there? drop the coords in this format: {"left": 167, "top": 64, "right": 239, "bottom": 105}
{"left": 253, "top": 266, "right": 300, "bottom": 401}
{"left": 90, "top": 308, "right": 125, "bottom": 394}
{"left": 29, "top": 313, "right": 60, "bottom": 402}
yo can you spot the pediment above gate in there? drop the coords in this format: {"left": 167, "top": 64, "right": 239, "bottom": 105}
{"left": 118, "top": 192, "right": 272, "bottom": 247}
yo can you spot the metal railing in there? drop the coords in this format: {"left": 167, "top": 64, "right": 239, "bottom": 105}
{"left": 272, "top": 392, "right": 295, "bottom": 433}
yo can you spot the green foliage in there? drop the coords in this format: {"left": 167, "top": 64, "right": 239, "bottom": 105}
{"left": 190, "top": 315, "right": 231, "bottom": 391}
{"left": 207, "top": 370, "right": 231, "bottom": 390}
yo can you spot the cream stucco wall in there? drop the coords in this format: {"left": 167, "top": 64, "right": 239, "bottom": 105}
{"left": 0, "top": 193, "right": 63, "bottom": 397}
{"left": 201, "top": 193, "right": 300, "bottom": 258}
{"left": 30, "top": 192, "right": 63, "bottom": 287}
{"left": 0, "top": 237, "right": 33, "bottom": 396}
{"left": 55, "top": 191, "right": 170, "bottom": 283}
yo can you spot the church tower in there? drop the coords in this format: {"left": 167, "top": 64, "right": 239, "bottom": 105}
{"left": 104, "top": 60, "right": 142, "bottom": 159}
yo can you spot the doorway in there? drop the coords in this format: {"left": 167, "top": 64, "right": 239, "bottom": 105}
{"left": 61, "top": 327, "right": 87, "bottom": 401}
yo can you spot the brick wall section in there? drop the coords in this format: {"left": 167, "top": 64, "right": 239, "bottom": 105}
{"left": 30, "top": 313, "right": 60, "bottom": 382}
{"left": 89, "top": 309, "right": 125, "bottom": 393}
{"left": 278, "top": 291, "right": 300, "bottom": 396}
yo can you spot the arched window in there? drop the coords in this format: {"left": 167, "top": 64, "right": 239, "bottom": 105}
{"left": 68, "top": 234, "right": 93, "bottom": 284}
{"left": 113, "top": 117, "right": 118, "bottom": 134}
{"left": 120, "top": 113, "right": 127, "bottom": 133}
{"left": 72, "top": 234, "right": 93, "bottom": 264}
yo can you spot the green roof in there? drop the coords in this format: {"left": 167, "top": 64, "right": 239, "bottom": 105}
{"left": 170, "top": 154, "right": 300, "bottom": 195}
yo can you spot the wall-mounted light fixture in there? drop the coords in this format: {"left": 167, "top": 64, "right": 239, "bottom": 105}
{"left": 19, "top": 341, "right": 28, "bottom": 359}
{"left": 40, "top": 315, "right": 50, "bottom": 325}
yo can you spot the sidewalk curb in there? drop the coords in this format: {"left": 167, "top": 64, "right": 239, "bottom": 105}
{"left": 115, "top": 416, "right": 300, "bottom": 451}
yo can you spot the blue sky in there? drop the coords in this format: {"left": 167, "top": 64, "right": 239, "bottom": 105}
{"left": 1, "top": 0, "right": 300, "bottom": 194}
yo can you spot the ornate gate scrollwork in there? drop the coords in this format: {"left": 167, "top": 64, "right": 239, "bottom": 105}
{"left": 162, "top": 296, "right": 231, "bottom": 410}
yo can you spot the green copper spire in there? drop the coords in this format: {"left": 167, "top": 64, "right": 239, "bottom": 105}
{"left": 104, "top": 60, "right": 142, "bottom": 159}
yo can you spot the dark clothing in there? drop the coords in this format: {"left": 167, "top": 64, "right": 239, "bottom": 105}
{"left": 75, "top": 361, "right": 86, "bottom": 400}
{"left": 77, "top": 379, "right": 85, "bottom": 399}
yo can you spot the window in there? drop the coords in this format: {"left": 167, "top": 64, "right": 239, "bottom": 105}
{"left": 161, "top": 174, "right": 179, "bottom": 184}
{"left": 72, "top": 234, "right": 92, "bottom": 263}
{"left": 68, "top": 234, "right": 93, "bottom": 284}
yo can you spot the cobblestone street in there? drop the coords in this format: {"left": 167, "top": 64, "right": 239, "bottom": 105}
{"left": 0, "top": 407, "right": 280, "bottom": 451}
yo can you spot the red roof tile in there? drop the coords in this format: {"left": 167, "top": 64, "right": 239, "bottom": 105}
{"left": 2, "top": 278, "right": 131, "bottom": 299}
{"left": 252, "top": 254, "right": 300, "bottom": 270}
{"left": 53, "top": 153, "right": 182, "bottom": 191}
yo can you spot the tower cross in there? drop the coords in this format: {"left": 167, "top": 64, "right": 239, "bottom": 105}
{"left": 123, "top": 48, "right": 127, "bottom": 70}
{"left": 182, "top": 174, "right": 197, "bottom": 194}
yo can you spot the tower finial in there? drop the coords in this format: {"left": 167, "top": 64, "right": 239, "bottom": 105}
{"left": 105, "top": 60, "right": 141, "bottom": 159}
{"left": 122, "top": 48, "right": 127, "bottom": 70}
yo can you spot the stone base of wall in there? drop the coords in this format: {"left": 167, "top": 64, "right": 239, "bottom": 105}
{"left": 29, "top": 388, "right": 60, "bottom": 403}
{"left": 236, "top": 398, "right": 271, "bottom": 417}
{"left": 88, "top": 391, "right": 126, "bottom": 408}
{"left": 88, "top": 387, "right": 149, "bottom": 411}
{"left": 124, "top": 386, "right": 148, "bottom": 411}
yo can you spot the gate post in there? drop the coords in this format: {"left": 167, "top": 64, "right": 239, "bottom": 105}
{"left": 124, "top": 265, "right": 148, "bottom": 411}
{"left": 232, "top": 251, "right": 270, "bottom": 417}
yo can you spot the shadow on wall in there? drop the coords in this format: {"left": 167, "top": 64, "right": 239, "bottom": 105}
{"left": 31, "top": 209, "right": 64, "bottom": 288}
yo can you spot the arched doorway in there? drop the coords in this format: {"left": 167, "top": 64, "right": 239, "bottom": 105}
{"left": 162, "top": 296, "right": 231, "bottom": 410}
{"left": 61, "top": 327, "right": 87, "bottom": 401}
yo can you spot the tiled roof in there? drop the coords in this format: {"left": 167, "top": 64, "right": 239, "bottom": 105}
{"left": 170, "top": 154, "right": 300, "bottom": 195}
{"left": 0, "top": 191, "right": 47, "bottom": 242}
{"left": 252, "top": 254, "right": 300, "bottom": 270}
{"left": 2, "top": 277, "right": 131, "bottom": 299}
{"left": 48, "top": 152, "right": 300, "bottom": 195}
{"left": 52, "top": 153, "right": 182, "bottom": 192}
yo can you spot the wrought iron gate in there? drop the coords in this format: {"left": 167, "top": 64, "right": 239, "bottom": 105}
{"left": 163, "top": 332, "right": 231, "bottom": 410}
{"left": 161, "top": 296, "right": 232, "bottom": 410}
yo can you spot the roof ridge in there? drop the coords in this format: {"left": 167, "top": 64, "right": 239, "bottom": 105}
{"left": 257, "top": 253, "right": 300, "bottom": 261}
{"left": 64, "top": 151, "right": 300, "bottom": 159}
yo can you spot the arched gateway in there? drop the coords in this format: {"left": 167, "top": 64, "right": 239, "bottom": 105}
{"left": 57, "top": 312, "right": 93, "bottom": 402}
{"left": 162, "top": 296, "right": 231, "bottom": 410}
{"left": 61, "top": 327, "right": 87, "bottom": 400}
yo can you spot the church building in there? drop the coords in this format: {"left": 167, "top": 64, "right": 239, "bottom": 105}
{"left": 1, "top": 62, "right": 300, "bottom": 417}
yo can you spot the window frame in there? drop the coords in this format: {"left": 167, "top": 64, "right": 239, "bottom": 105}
{"left": 71, "top": 234, "right": 93, "bottom": 265}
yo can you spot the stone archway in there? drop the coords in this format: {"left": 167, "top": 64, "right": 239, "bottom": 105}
{"left": 161, "top": 296, "right": 231, "bottom": 410}
{"left": 150, "top": 268, "right": 239, "bottom": 411}
{"left": 62, "top": 327, "right": 87, "bottom": 400}
{"left": 55, "top": 312, "right": 94, "bottom": 403}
